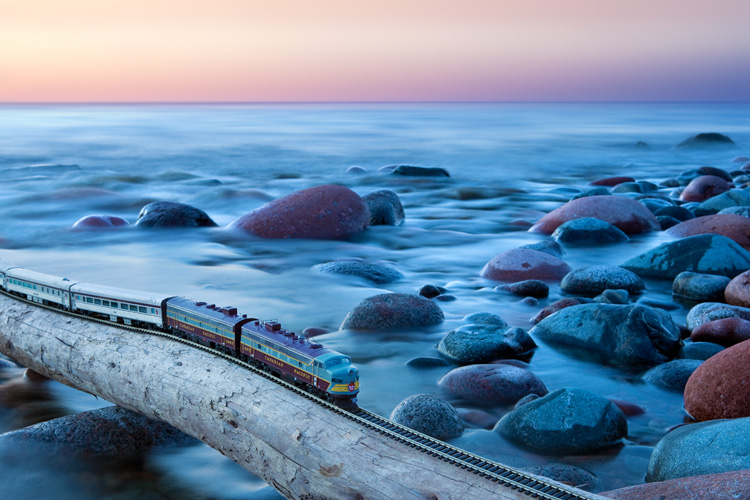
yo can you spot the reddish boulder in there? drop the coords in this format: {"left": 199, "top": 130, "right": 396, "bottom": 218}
{"left": 588, "top": 176, "right": 635, "bottom": 187}
{"left": 724, "top": 270, "right": 750, "bottom": 308}
{"left": 530, "top": 297, "right": 587, "bottom": 324}
{"left": 529, "top": 195, "right": 660, "bottom": 235}
{"left": 72, "top": 214, "right": 129, "bottom": 229}
{"left": 228, "top": 184, "right": 370, "bottom": 240}
{"left": 438, "top": 364, "right": 548, "bottom": 406}
{"left": 602, "top": 469, "right": 750, "bottom": 500}
{"left": 684, "top": 339, "right": 750, "bottom": 421}
{"left": 679, "top": 175, "right": 732, "bottom": 202}
{"left": 481, "top": 248, "right": 571, "bottom": 282}
{"left": 667, "top": 214, "right": 750, "bottom": 250}
{"left": 691, "top": 317, "right": 750, "bottom": 347}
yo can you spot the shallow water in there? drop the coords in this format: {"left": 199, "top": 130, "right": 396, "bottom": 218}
{"left": 0, "top": 103, "right": 749, "bottom": 497}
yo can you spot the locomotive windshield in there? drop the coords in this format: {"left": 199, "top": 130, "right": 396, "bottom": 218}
{"left": 325, "top": 357, "right": 351, "bottom": 368}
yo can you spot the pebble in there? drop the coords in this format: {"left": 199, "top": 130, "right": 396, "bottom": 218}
{"left": 594, "top": 289, "right": 630, "bottom": 304}
{"left": 724, "top": 270, "right": 750, "bottom": 307}
{"left": 495, "top": 388, "right": 627, "bottom": 455}
{"left": 438, "top": 364, "right": 548, "bottom": 406}
{"left": 135, "top": 201, "right": 218, "bottom": 228}
{"left": 228, "top": 184, "right": 370, "bottom": 239}
{"left": 480, "top": 248, "right": 571, "bottom": 282}
{"left": 641, "top": 359, "right": 703, "bottom": 392}
{"left": 684, "top": 340, "right": 750, "bottom": 420}
{"left": 437, "top": 324, "right": 537, "bottom": 364}
{"left": 418, "top": 284, "right": 447, "bottom": 299}
{"left": 672, "top": 271, "right": 730, "bottom": 302}
{"left": 551, "top": 217, "right": 629, "bottom": 245}
{"left": 339, "top": 293, "right": 444, "bottom": 330}
{"left": 389, "top": 394, "right": 464, "bottom": 440}
{"left": 667, "top": 214, "right": 750, "bottom": 251}
{"left": 690, "top": 317, "right": 750, "bottom": 347}
{"left": 72, "top": 214, "right": 130, "bottom": 230}
{"left": 361, "top": 189, "right": 405, "bottom": 226}
{"left": 560, "top": 265, "right": 644, "bottom": 296}
{"left": 312, "top": 260, "right": 404, "bottom": 284}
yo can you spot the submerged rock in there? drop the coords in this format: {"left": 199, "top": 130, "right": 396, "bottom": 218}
{"left": 560, "top": 265, "right": 644, "bottom": 296}
{"left": 480, "top": 248, "right": 571, "bottom": 282}
{"left": 496, "top": 279, "right": 549, "bottom": 298}
{"left": 551, "top": 217, "right": 629, "bottom": 245}
{"left": 642, "top": 359, "right": 703, "bottom": 392}
{"left": 672, "top": 271, "right": 729, "bottom": 303}
{"left": 389, "top": 394, "right": 464, "bottom": 440}
{"left": 437, "top": 324, "right": 537, "bottom": 364}
{"left": 136, "top": 201, "right": 218, "bottom": 228}
{"left": 72, "top": 214, "right": 129, "bottom": 230}
{"left": 438, "top": 364, "right": 548, "bottom": 406}
{"left": 675, "top": 133, "right": 736, "bottom": 150}
{"left": 521, "top": 464, "right": 601, "bottom": 493}
{"left": 340, "top": 293, "right": 444, "bottom": 330}
{"left": 390, "top": 165, "right": 450, "bottom": 177}
{"left": 312, "top": 260, "right": 403, "bottom": 284}
{"left": 361, "top": 189, "right": 405, "bottom": 226}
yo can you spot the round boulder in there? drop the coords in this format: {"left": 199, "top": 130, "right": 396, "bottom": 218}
{"left": 361, "top": 189, "right": 405, "bottom": 226}
{"left": 667, "top": 214, "right": 750, "bottom": 251}
{"left": 135, "top": 201, "right": 217, "bottom": 228}
{"left": 679, "top": 175, "right": 732, "bottom": 203}
{"left": 691, "top": 317, "right": 750, "bottom": 347}
{"left": 437, "top": 325, "right": 537, "bottom": 364}
{"left": 672, "top": 271, "right": 730, "bottom": 302}
{"left": 529, "top": 195, "right": 660, "bottom": 235}
{"left": 560, "top": 265, "right": 644, "bottom": 296}
{"left": 228, "top": 184, "right": 370, "bottom": 240}
{"left": 438, "top": 364, "right": 548, "bottom": 406}
{"left": 642, "top": 359, "right": 703, "bottom": 392}
{"left": 389, "top": 394, "right": 464, "bottom": 440}
{"left": 686, "top": 302, "right": 750, "bottom": 330}
{"left": 312, "top": 260, "right": 403, "bottom": 284}
{"left": 684, "top": 340, "right": 750, "bottom": 421}
{"left": 391, "top": 165, "right": 450, "bottom": 177}
{"left": 604, "top": 469, "right": 750, "bottom": 500}
{"left": 551, "top": 217, "right": 629, "bottom": 245}
{"left": 677, "top": 342, "right": 725, "bottom": 361}
{"left": 588, "top": 175, "right": 635, "bottom": 187}
{"left": 72, "top": 214, "right": 129, "bottom": 230}
{"left": 496, "top": 279, "right": 549, "bottom": 298}
{"left": 495, "top": 388, "right": 627, "bottom": 455}
{"left": 480, "top": 248, "right": 571, "bottom": 282}
{"left": 461, "top": 312, "right": 507, "bottom": 327}
{"left": 340, "top": 293, "right": 444, "bottom": 330}
{"left": 724, "top": 270, "right": 750, "bottom": 307}
{"left": 694, "top": 189, "right": 750, "bottom": 216}
{"left": 675, "top": 133, "right": 736, "bottom": 150}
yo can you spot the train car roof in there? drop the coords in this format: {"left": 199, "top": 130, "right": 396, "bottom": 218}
{"left": 166, "top": 296, "right": 254, "bottom": 326}
{"left": 70, "top": 282, "right": 171, "bottom": 306}
{"left": 5, "top": 267, "right": 77, "bottom": 289}
{"left": 241, "top": 321, "right": 338, "bottom": 360}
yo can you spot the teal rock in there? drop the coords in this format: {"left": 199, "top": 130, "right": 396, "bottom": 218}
{"left": 561, "top": 265, "right": 644, "bottom": 296}
{"left": 694, "top": 189, "right": 750, "bottom": 216}
{"left": 389, "top": 394, "right": 464, "bottom": 440}
{"left": 340, "top": 293, "right": 444, "bottom": 330}
{"left": 686, "top": 302, "right": 750, "bottom": 330}
{"left": 437, "top": 324, "right": 537, "bottom": 364}
{"left": 642, "top": 359, "right": 703, "bottom": 392}
{"left": 552, "top": 217, "right": 629, "bottom": 245}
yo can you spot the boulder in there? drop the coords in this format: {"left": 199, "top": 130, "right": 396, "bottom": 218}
{"left": 691, "top": 317, "right": 750, "bottom": 347}
{"left": 518, "top": 240, "right": 565, "bottom": 258}
{"left": 227, "top": 184, "right": 370, "bottom": 240}
{"left": 135, "top": 201, "right": 217, "bottom": 228}
{"left": 679, "top": 175, "right": 732, "bottom": 203}
{"left": 530, "top": 303, "right": 682, "bottom": 367}
{"left": 461, "top": 312, "right": 507, "bottom": 327}
{"left": 530, "top": 297, "right": 589, "bottom": 324}
{"left": 496, "top": 280, "right": 549, "bottom": 298}
{"left": 72, "top": 214, "right": 129, "bottom": 230}
{"left": 588, "top": 176, "right": 635, "bottom": 187}
{"left": 686, "top": 302, "right": 750, "bottom": 330}
{"left": 560, "top": 265, "right": 644, "bottom": 296}
{"left": 417, "top": 284, "right": 446, "bottom": 299}
{"left": 724, "top": 270, "right": 750, "bottom": 307}
{"left": 672, "top": 271, "right": 730, "bottom": 302}
{"left": 340, "top": 293, "right": 444, "bottom": 330}
{"left": 438, "top": 364, "right": 548, "bottom": 406}
{"left": 676, "top": 341, "right": 724, "bottom": 361}
{"left": 675, "top": 133, "right": 736, "bottom": 150}
{"left": 603, "top": 469, "right": 750, "bottom": 500}
{"left": 529, "top": 195, "right": 660, "bottom": 235}
{"left": 694, "top": 189, "right": 750, "bottom": 216}
{"left": 646, "top": 417, "right": 750, "bottom": 482}
{"left": 312, "top": 260, "right": 403, "bottom": 284}
{"left": 389, "top": 394, "right": 464, "bottom": 440}
{"left": 495, "top": 388, "right": 627, "bottom": 455}
{"left": 480, "top": 248, "right": 571, "bottom": 282}
{"left": 667, "top": 214, "right": 750, "bottom": 250}
{"left": 361, "top": 189, "right": 405, "bottom": 226}
{"left": 654, "top": 205, "right": 695, "bottom": 221}
{"left": 551, "top": 217, "right": 629, "bottom": 245}
{"left": 391, "top": 165, "right": 450, "bottom": 177}
{"left": 642, "top": 359, "right": 703, "bottom": 392}
{"left": 437, "top": 324, "right": 537, "bottom": 364}
{"left": 521, "top": 464, "right": 601, "bottom": 493}
{"left": 621, "top": 234, "right": 750, "bottom": 279}
{"left": 684, "top": 340, "right": 750, "bottom": 421}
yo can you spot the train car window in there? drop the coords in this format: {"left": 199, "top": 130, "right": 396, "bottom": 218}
{"left": 94, "top": 299, "right": 101, "bottom": 305}
{"left": 138, "top": 306, "right": 147, "bottom": 313}
{"left": 151, "top": 308, "right": 156, "bottom": 314}
{"left": 86, "top": 297, "right": 93, "bottom": 303}
{"left": 33, "top": 285, "right": 37, "bottom": 290}
{"left": 103, "top": 300, "right": 110, "bottom": 307}
{"left": 111, "top": 302, "right": 117, "bottom": 308}
{"left": 129, "top": 305, "right": 138, "bottom": 311}
{"left": 326, "top": 359, "right": 342, "bottom": 368}
{"left": 121, "top": 303, "right": 128, "bottom": 310}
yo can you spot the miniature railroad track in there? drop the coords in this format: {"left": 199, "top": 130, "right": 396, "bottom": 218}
{"left": 2, "top": 289, "right": 599, "bottom": 500}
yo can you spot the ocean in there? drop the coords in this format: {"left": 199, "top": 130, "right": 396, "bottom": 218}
{"left": 0, "top": 102, "right": 748, "bottom": 498}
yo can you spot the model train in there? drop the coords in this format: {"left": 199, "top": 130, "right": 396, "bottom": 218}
{"left": 0, "top": 264, "right": 360, "bottom": 404}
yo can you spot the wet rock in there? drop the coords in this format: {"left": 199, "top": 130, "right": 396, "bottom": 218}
{"left": 361, "top": 189, "right": 405, "bottom": 226}
{"left": 23, "top": 368, "right": 49, "bottom": 383}
{"left": 654, "top": 205, "right": 695, "bottom": 221}
{"left": 496, "top": 280, "right": 549, "bottom": 298}
{"left": 637, "top": 297, "right": 679, "bottom": 310}
{"left": 686, "top": 302, "right": 750, "bottom": 330}
{"left": 461, "top": 312, "right": 507, "bottom": 327}
{"left": 405, "top": 357, "right": 451, "bottom": 368}
{"left": 733, "top": 156, "right": 750, "bottom": 164}
{"left": 684, "top": 340, "right": 750, "bottom": 421}
{"left": 0, "top": 406, "right": 193, "bottom": 459}
{"left": 551, "top": 217, "right": 629, "bottom": 245}
{"left": 135, "top": 201, "right": 218, "bottom": 228}
{"left": 312, "top": 260, "right": 403, "bottom": 284}
{"left": 72, "top": 214, "right": 129, "bottom": 230}
{"left": 679, "top": 175, "right": 732, "bottom": 203}
{"left": 594, "top": 289, "right": 630, "bottom": 304}
{"left": 0, "top": 358, "right": 17, "bottom": 370}
{"left": 672, "top": 271, "right": 729, "bottom": 302}
{"left": 718, "top": 205, "right": 750, "bottom": 217}
{"left": 611, "top": 181, "right": 657, "bottom": 194}
{"left": 345, "top": 165, "right": 368, "bottom": 174}
{"left": 667, "top": 214, "right": 750, "bottom": 250}
{"left": 676, "top": 341, "right": 724, "bottom": 361}
{"left": 570, "top": 186, "right": 610, "bottom": 200}
{"left": 301, "top": 326, "right": 327, "bottom": 338}
{"left": 657, "top": 215, "right": 681, "bottom": 230}
{"left": 480, "top": 248, "right": 571, "bottom": 282}
{"left": 340, "top": 293, "right": 444, "bottom": 330}
{"left": 603, "top": 469, "right": 750, "bottom": 500}
{"left": 391, "top": 165, "right": 450, "bottom": 177}
{"left": 646, "top": 417, "right": 750, "bottom": 482}
{"left": 529, "top": 195, "right": 660, "bottom": 235}
{"left": 389, "top": 394, "right": 464, "bottom": 440}
{"left": 418, "top": 284, "right": 446, "bottom": 299}
{"left": 588, "top": 176, "right": 635, "bottom": 187}
{"left": 228, "top": 184, "right": 370, "bottom": 240}
{"left": 530, "top": 303, "right": 682, "bottom": 368}
{"left": 437, "top": 324, "right": 537, "bottom": 364}
{"left": 675, "top": 133, "right": 736, "bottom": 150}
{"left": 438, "top": 364, "right": 548, "bottom": 406}
{"left": 495, "top": 388, "right": 627, "bottom": 455}
{"left": 560, "top": 265, "right": 644, "bottom": 296}
{"left": 677, "top": 166, "right": 734, "bottom": 185}
{"left": 691, "top": 318, "right": 750, "bottom": 347}
{"left": 530, "top": 297, "right": 589, "bottom": 324}
{"left": 521, "top": 464, "right": 601, "bottom": 493}
{"left": 457, "top": 409, "right": 498, "bottom": 429}
{"left": 434, "top": 294, "right": 456, "bottom": 302}
{"left": 609, "top": 399, "right": 646, "bottom": 417}
{"left": 640, "top": 197, "right": 674, "bottom": 213}
{"left": 621, "top": 234, "right": 750, "bottom": 279}
{"left": 694, "top": 189, "right": 750, "bottom": 216}
{"left": 642, "top": 359, "right": 703, "bottom": 392}
{"left": 724, "top": 270, "right": 750, "bottom": 307}
{"left": 518, "top": 240, "right": 565, "bottom": 258}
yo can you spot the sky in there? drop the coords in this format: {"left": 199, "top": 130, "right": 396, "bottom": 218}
{"left": 2, "top": 0, "right": 750, "bottom": 103}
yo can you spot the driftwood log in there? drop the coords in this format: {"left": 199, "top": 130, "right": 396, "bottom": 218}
{"left": 0, "top": 294, "right": 604, "bottom": 500}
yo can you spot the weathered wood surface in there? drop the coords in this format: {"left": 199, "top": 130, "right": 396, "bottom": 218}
{"left": 0, "top": 294, "right": 605, "bottom": 500}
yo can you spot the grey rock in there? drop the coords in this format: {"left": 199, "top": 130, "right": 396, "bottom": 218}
{"left": 646, "top": 417, "right": 750, "bottom": 482}
{"left": 686, "top": 302, "right": 750, "bottom": 330}
{"left": 438, "top": 364, "right": 548, "bottom": 406}
{"left": 642, "top": 359, "right": 703, "bottom": 392}
{"left": 389, "top": 394, "right": 464, "bottom": 440}
{"left": 552, "top": 217, "right": 629, "bottom": 245}
{"left": 676, "top": 134, "right": 736, "bottom": 150}
{"left": 561, "top": 265, "right": 644, "bottom": 296}
{"left": 438, "top": 325, "right": 537, "bottom": 364}
{"left": 496, "top": 279, "right": 549, "bottom": 298}
{"left": 718, "top": 205, "right": 750, "bottom": 217}
{"left": 594, "top": 289, "right": 630, "bottom": 304}
{"left": 135, "top": 201, "right": 218, "bottom": 228}
{"left": 672, "top": 271, "right": 730, "bottom": 302}
{"left": 654, "top": 205, "right": 695, "bottom": 221}
{"left": 518, "top": 240, "right": 565, "bottom": 258}
{"left": 312, "top": 260, "right": 403, "bottom": 284}
{"left": 530, "top": 303, "right": 682, "bottom": 367}
{"left": 340, "top": 293, "right": 444, "bottom": 330}
{"left": 495, "top": 388, "right": 627, "bottom": 455}
{"left": 361, "top": 189, "right": 405, "bottom": 226}
{"left": 621, "top": 234, "right": 750, "bottom": 279}
{"left": 677, "top": 342, "right": 725, "bottom": 361}
{"left": 461, "top": 312, "right": 508, "bottom": 327}
{"left": 694, "top": 190, "right": 750, "bottom": 216}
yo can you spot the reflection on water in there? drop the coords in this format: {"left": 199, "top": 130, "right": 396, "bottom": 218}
{"left": 0, "top": 103, "right": 749, "bottom": 496}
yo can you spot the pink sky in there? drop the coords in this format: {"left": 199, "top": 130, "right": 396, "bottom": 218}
{"left": 2, "top": 0, "right": 749, "bottom": 102}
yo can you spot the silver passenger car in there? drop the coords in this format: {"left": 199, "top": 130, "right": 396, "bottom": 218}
{"left": 70, "top": 282, "right": 171, "bottom": 328}
{"left": 4, "top": 267, "right": 75, "bottom": 309}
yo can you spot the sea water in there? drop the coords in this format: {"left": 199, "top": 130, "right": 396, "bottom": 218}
{"left": 0, "top": 103, "right": 749, "bottom": 498}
